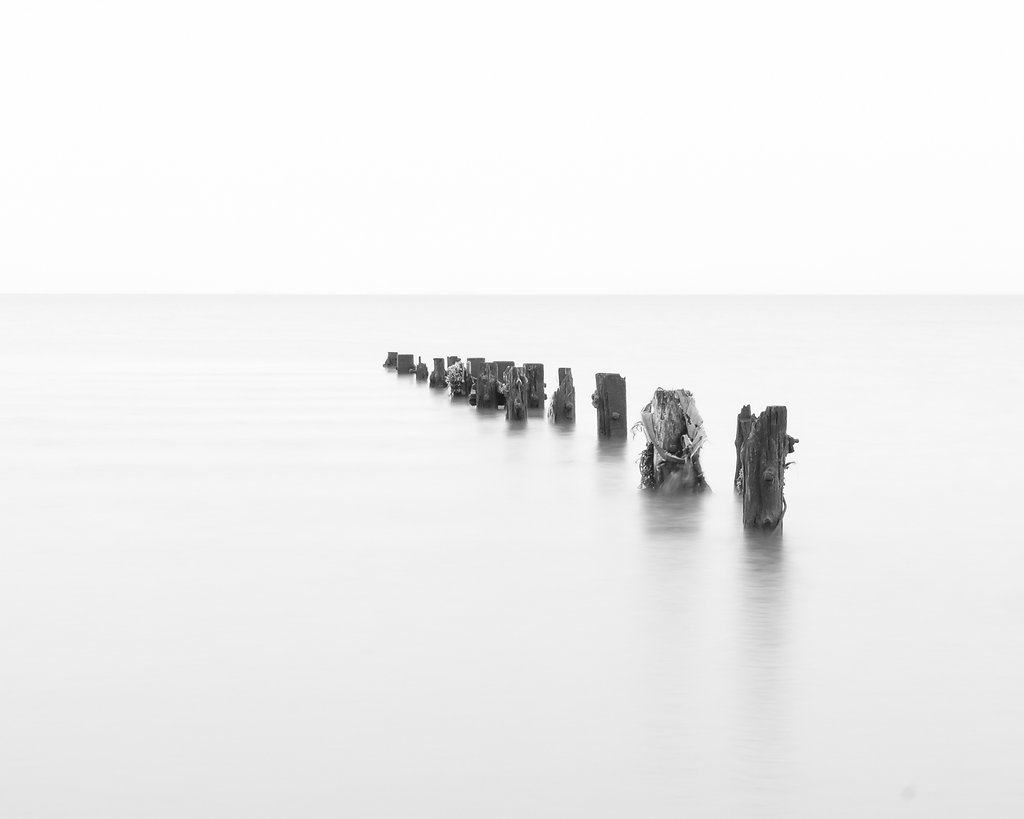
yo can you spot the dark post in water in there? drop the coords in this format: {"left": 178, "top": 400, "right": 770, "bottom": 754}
{"left": 523, "top": 363, "right": 545, "bottom": 408}
{"left": 493, "top": 361, "right": 514, "bottom": 407}
{"left": 505, "top": 366, "right": 528, "bottom": 421}
{"left": 733, "top": 404, "right": 753, "bottom": 491}
{"left": 739, "top": 405, "right": 798, "bottom": 530}
{"left": 550, "top": 368, "right": 575, "bottom": 422}
{"left": 396, "top": 354, "right": 414, "bottom": 374}
{"left": 593, "top": 373, "right": 627, "bottom": 436}
{"left": 467, "top": 358, "right": 485, "bottom": 406}
{"left": 476, "top": 362, "right": 498, "bottom": 410}
{"left": 429, "top": 358, "right": 446, "bottom": 388}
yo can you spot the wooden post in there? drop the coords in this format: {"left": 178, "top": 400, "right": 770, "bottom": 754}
{"left": 396, "top": 354, "right": 414, "bottom": 374}
{"left": 476, "top": 362, "right": 498, "bottom": 410}
{"left": 593, "top": 373, "right": 627, "bottom": 436}
{"left": 467, "top": 358, "right": 485, "bottom": 378}
{"left": 549, "top": 368, "right": 575, "bottom": 422}
{"left": 429, "top": 357, "right": 446, "bottom": 388}
{"left": 383, "top": 352, "right": 398, "bottom": 368}
{"left": 447, "top": 356, "right": 459, "bottom": 367}
{"left": 734, "top": 404, "right": 753, "bottom": 492}
{"left": 493, "top": 361, "right": 513, "bottom": 407}
{"left": 415, "top": 356, "right": 428, "bottom": 381}
{"left": 741, "top": 406, "right": 798, "bottom": 530}
{"left": 505, "top": 366, "right": 528, "bottom": 421}
{"left": 523, "top": 363, "right": 545, "bottom": 408}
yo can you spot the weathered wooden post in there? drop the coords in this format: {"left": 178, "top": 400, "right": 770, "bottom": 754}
{"left": 447, "top": 356, "right": 459, "bottom": 367}
{"left": 635, "top": 388, "right": 709, "bottom": 492}
{"left": 593, "top": 373, "right": 627, "bottom": 436}
{"left": 549, "top": 368, "right": 575, "bottom": 422}
{"left": 415, "top": 356, "right": 428, "bottom": 381}
{"left": 476, "top": 363, "right": 498, "bottom": 410}
{"left": 429, "top": 357, "right": 446, "bottom": 388}
{"left": 523, "top": 363, "right": 545, "bottom": 408}
{"left": 740, "top": 406, "right": 798, "bottom": 530}
{"left": 493, "top": 361, "right": 514, "bottom": 407}
{"left": 734, "top": 404, "right": 753, "bottom": 492}
{"left": 396, "top": 354, "right": 414, "bottom": 374}
{"left": 383, "top": 352, "right": 398, "bottom": 368}
{"left": 505, "top": 366, "right": 528, "bottom": 421}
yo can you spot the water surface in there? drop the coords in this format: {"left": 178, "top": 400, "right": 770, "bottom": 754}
{"left": 0, "top": 296, "right": 1021, "bottom": 817}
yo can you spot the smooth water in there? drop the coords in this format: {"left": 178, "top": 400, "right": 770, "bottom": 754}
{"left": 1, "top": 295, "right": 1021, "bottom": 817}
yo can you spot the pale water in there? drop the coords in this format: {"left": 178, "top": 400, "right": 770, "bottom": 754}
{"left": 1, "top": 296, "right": 1021, "bottom": 817}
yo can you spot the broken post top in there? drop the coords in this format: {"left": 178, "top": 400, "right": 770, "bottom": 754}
{"left": 636, "top": 387, "right": 708, "bottom": 492}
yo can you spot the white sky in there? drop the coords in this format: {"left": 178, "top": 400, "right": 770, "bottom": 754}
{"left": 1, "top": 0, "right": 1022, "bottom": 293}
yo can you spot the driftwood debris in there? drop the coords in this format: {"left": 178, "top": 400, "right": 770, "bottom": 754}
{"left": 429, "top": 357, "right": 446, "bottom": 388}
{"left": 396, "top": 354, "right": 414, "bottom": 374}
{"left": 503, "top": 366, "right": 528, "bottom": 420}
{"left": 549, "top": 368, "right": 575, "bottom": 422}
{"left": 383, "top": 352, "right": 398, "bottom": 368}
{"left": 738, "top": 406, "right": 798, "bottom": 530}
{"left": 476, "top": 362, "right": 498, "bottom": 410}
{"left": 635, "top": 388, "right": 708, "bottom": 492}
{"left": 523, "top": 363, "right": 545, "bottom": 408}
{"left": 445, "top": 360, "right": 468, "bottom": 397}
{"left": 415, "top": 356, "right": 428, "bottom": 381}
{"left": 593, "top": 373, "right": 627, "bottom": 437}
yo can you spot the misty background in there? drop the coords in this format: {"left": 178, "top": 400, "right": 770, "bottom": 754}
{"left": 2, "top": 0, "right": 1023, "bottom": 294}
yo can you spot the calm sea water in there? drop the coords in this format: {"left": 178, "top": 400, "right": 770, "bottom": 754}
{"left": 1, "top": 295, "right": 1021, "bottom": 817}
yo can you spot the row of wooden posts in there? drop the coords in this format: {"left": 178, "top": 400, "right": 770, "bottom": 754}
{"left": 383, "top": 352, "right": 796, "bottom": 530}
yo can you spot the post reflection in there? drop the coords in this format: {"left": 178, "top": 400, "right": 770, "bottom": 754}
{"left": 736, "top": 529, "right": 790, "bottom": 806}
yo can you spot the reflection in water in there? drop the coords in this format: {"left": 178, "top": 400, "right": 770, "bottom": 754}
{"left": 595, "top": 436, "right": 630, "bottom": 461}
{"left": 738, "top": 530, "right": 789, "bottom": 808}
{"left": 641, "top": 490, "right": 708, "bottom": 539}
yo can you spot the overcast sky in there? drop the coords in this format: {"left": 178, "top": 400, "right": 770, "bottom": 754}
{"left": 1, "top": 0, "right": 1021, "bottom": 293}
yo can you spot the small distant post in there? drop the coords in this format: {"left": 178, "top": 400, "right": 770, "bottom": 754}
{"left": 550, "top": 368, "right": 575, "bottom": 422}
{"left": 396, "top": 354, "right": 414, "bottom": 374}
{"left": 740, "top": 405, "right": 798, "bottom": 530}
{"left": 383, "top": 352, "right": 398, "bottom": 368}
{"left": 593, "top": 373, "right": 627, "bottom": 436}
{"left": 429, "top": 358, "right": 446, "bottom": 388}
{"left": 476, "top": 362, "right": 498, "bottom": 409}
{"left": 505, "top": 366, "right": 528, "bottom": 421}
{"left": 415, "top": 356, "right": 428, "bottom": 381}
{"left": 523, "top": 363, "right": 545, "bottom": 408}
